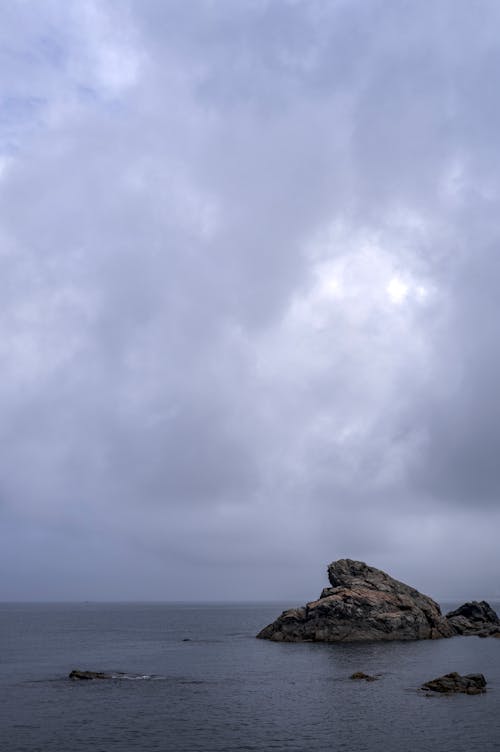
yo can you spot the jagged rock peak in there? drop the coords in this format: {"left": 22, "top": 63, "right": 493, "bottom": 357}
{"left": 326, "top": 559, "right": 422, "bottom": 596}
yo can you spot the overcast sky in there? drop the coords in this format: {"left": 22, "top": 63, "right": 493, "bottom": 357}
{"left": 2, "top": 0, "right": 500, "bottom": 602}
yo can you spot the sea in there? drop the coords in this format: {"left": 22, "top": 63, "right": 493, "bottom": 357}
{"left": 1, "top": 601, "right": 500, "bottom": 752}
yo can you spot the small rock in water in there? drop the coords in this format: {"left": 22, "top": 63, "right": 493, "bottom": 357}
{"left": 422, "top": 672, "right": 486, "bottom": 694}
{"left": 69, "top": 669, "right": 112, "bottom": 680}
{"left": 350, "top": 671, "right": 377, "bottom": 681}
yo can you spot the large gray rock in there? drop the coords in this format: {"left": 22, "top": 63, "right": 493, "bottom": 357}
{"left": 446, "top": 601, "right": 500, "bottom": 636}
{"left": 257, "top": 559, "right": 454, "bottom": 642}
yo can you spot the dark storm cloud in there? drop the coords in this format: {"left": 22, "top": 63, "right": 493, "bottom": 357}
{"left": 1, "top": 0, "right": 500, "bottom": 601}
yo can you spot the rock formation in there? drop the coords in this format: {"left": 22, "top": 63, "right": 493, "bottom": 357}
{"left": 68, "top": 669, "right": 154, "bottom": 680}
{"left": 69, "top": 669, "right": 112, "bottom": 680}
{"left": 422, "top": 672, "right": 487, "bottom": 694}
{"left": 257, "top": 559, "right": 454, "bottom": 642}
{"left": 446, "top": 601, "right": 500, "bottom": 636}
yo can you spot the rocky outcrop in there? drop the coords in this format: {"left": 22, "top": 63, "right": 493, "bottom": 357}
{"left": 68, "top": 669, "right": 155, "bottom": 681}
{"left": 446, "top": 601, "right": 500, "bottom": 636}
{"left": 69, "top": 670, "right": 112, "bottom": 680}
{"left": 422, "top": 672, "right": 487, "bottom": 694}
{"left": 257, "top": 559, "right": 454, "bottom": 642}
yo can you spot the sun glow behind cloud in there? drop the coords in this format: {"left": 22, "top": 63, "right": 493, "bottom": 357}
{"left": 290, "top": 225, "right": 434, "bottom": 334}
{"left": 386, "top": 276, "right": 409, "bottom": 304}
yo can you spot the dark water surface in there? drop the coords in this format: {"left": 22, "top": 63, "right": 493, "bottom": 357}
{"left": 1, "top": 602, "right": 500, "bottom": 751}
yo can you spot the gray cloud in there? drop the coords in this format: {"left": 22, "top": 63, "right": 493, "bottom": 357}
{"left": 1, "top": 0, "right": 500, "bottom": 601}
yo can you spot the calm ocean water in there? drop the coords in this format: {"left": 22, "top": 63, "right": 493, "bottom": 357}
{"left": 1, "top": 601, "right": 500, "bottom": 752}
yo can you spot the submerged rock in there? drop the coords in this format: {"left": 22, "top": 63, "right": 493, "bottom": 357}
{"left": 422, "top": 672, "right": 487, "bottom": 694}
{"left": 69, "top": 669, "right": 112, "bottom": 680}
{"left": 350, "top": 671, "right": 377, "bottom": 681}
{"left": 446, "top": 601, "right": 500, "bottom": 636}
{"left": 257, "top": 559, "right": 454, "bottom": 643}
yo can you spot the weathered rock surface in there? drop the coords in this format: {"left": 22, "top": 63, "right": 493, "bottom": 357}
{"left": 446, "top": 601, "right": 500, "bottom": 637}
{"left": 422, "top": 672, "right": 487, "bottom": 694}
{"left": 69, "top": 669, "right": 112, "bottom": 680}
{"left": 257, "top": 559, "right": 454, "bottom": 642}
